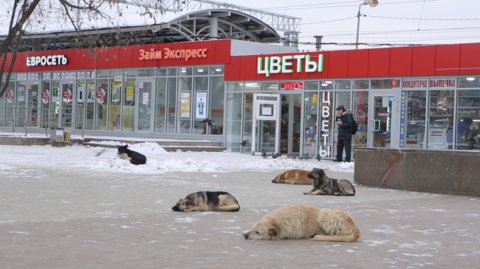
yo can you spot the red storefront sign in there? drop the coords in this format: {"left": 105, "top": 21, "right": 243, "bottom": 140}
{"left": 280, "top": 82, "right": 304, "bottom": 90}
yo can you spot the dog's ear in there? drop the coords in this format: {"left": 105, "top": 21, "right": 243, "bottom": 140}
{"left": 268, "top": 225, "right": 278, "bottom": 238}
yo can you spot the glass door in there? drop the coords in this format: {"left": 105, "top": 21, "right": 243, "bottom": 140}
{"left": 368, "top": 91, "right": 400, "bottom": 148}
{"left": 136, "top": 79, "right": 154, "bottom": 131}
{"left": 280, "top": 94, "right": 302, "bottom": 155}
{"left": 251, "top": 93, "right": 280, "bottom": 155}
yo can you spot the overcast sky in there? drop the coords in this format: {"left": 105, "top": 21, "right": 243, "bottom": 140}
{"left": 1, "top": 0, "right": 479, "bottom": 51}
{"left": 223, "top": 0, "right": 480, "bottom": 50}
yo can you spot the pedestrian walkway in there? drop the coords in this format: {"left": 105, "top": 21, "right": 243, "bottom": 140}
{"left": 0, "top": 166, "right": 478, "bottom": 269}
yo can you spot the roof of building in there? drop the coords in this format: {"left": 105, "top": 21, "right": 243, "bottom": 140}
{"left": 2, "top": 9, "right": 281, "bottom": 52}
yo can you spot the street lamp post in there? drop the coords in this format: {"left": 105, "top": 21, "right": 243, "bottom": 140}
{"left": 355, "top": 0, "right": 379, "bottom": 49}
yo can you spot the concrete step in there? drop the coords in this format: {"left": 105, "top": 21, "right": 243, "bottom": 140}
{"left": 0, "top": 135, "right": 225, "bottom": 152}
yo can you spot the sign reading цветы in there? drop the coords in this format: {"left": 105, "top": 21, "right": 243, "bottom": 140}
{"left": 257, "top": 54, "right": 324, "bottom": 77}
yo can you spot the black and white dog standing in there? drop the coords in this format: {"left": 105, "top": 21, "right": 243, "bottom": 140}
{"left": 117, "top": 144, "right": 147, "bottom": 165}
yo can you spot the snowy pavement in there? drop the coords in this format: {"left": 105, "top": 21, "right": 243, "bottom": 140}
{"left": 0, "top": 144, "right": 479, "bottom": 268}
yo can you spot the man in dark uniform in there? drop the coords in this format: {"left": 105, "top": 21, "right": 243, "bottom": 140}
{"left": 334, "top": 105, "right": 353, "bottom": 162}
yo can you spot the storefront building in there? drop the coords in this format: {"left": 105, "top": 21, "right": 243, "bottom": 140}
{"left": 2, "top": 39, "right": 480, "bottom": 158}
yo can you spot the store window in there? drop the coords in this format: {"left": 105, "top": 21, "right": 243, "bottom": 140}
{"left": 95, "top": 79, "right": 108, "bottom": 130}
{"left": 353, "top": 80, "right": 369, "bottom": 89}
{"left": 303, "top": 91, "right": 318, "bottom": 156}
{"left": 458, "top": 77, "right": 480, "bottom": 88}
{"left": 305, "top": 81, "right": 318, "bottom": 91}
{"left": 405, "top": 91, "right": 427, "bottom": 149}
{"left": 193, "top": 76, "right": 208, "bottom": 134}
{"left": 138, "top": 68, "right": 154, "bottom": 77}
{"left": 353, "top": 91, "right": 368, "bottom": 148}
{"left": 427, "top": 90, "right": 454, "bottom": 149}
{"left": 245, "top": 82, "right": 261, "bottom": 92}
{"left": 372, "top": 79, "right": 400, "bottom": 89}
{"left": 178, "top": 75, "right": 193, "bottom": 134}
{"left": 156, "top": 68, "right": 167, "bottom": 77}
{"left": 85, "top": 80, "right": 96, "bottom": 130}
{"left": 335, "top": 80, "right": 351, "bottom": 90}
{"left": 109, "top": 76, "right": 123, "bottom": 131}
{"left": 26, "top": 82, "right": 39, "bottom": 127}
{"left": 242, "top": 93, "right": 254, "bottom": 153}
{"left": 456, "top": 89, "right": 480, "bottom": 149}
{"left": 194, "top": 66, "right": 208, "bottom": 76}
{"left": 225, "top": 91, "right": 243, "bottom": 152}
{"left": 210, "top": 66, "right": 224, "bottom": 75}
{"left": 40, "top": 80, "right": 51, "bottom": 128}
{"left": 123, "top": 78, "right": 135, "bottom": 131}
{"left": 75, "top": 80, "right": 86, "bottom": 129}
{"left": 321, "top": 81, "right": 334, "bottom": 90}
{"left": 209, "top": 76, "right": 224, "bottom": 135}
{"left": 155, "top": 77, "right": 167, "bottom": 133}
{"left": 0, "top": 80, "right": 15, "bottom": 127}
{"left": 166, "top": 77, "right": 177, "bottom": 133}
{"left": 15, "top": 81, "right": 27, "bottom": 127}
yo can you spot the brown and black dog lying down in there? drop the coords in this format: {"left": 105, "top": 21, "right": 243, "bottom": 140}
{"left": 172, "top": 191, "right": 240, "bottom": 212}
{"left": 303, "top": 168, "right": 356, "bottom": 196}
{"left": 271, "top": 169, "right": 313, "bottom": 185}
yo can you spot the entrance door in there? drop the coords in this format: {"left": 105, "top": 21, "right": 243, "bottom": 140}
{"left": 368, "top": 91, "right": 400, "bottom": 148}
{"left": 136, "top": 79, "right": 154, "bottom": 131}
{"left": 251, "top": 93, "right": 280, "bottom": 154}
{"left": 280, "top": 94, "right": 302, "bottom": 155}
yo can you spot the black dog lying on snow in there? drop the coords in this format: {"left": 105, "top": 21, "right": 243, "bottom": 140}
{"left": 117, "top": 145, "right": 147, "bottom": 165}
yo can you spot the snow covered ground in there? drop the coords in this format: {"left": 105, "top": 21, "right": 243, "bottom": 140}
{"left": 0, "top": 141, "right": 354, "bottom": 175}
{"left": 1, "top": 139, "right": 479, "bottom": 269}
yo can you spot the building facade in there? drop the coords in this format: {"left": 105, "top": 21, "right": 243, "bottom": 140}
{"left": 2, "top": 39, "right": 480, "bottom": 158}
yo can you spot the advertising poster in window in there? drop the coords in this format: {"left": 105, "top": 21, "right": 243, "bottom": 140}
{"left": 87, "top": 82, "right": 95, "bottom": 103}
{"left": 180, "top": 92, "right": 191, "bottom": 118}
{"left": 427, "top": 127, "right": 448, "bottom": 149}
{"left": 111, "top": 82, "right": 121, "bottom": 103}
{"left": 77, "top": 85, "right": 85, "bottom": 103}
{"left": 196, "top": 92, "right": 207, "bottom": 120}
{"left": 126, "top": 86, "right": 134, "bottom": 102}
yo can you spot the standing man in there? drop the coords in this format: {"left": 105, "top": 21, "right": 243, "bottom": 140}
{"left": 334, "top": 105, "right": 353, "bottom": 162}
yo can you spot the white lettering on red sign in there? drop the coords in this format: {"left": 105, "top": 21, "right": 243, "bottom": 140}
{"left": 257, "top": 54, "right": 324, "bottom": 77}
{"left": 319, "top": 91, "right": 332, "bottom": 158}
{"left": 139, "top": 48, "right": 208, "bottom": 61}
{"left": 26, "top": 55, "right": 68, "bottom": 67}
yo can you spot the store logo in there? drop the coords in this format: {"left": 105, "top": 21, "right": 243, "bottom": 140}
{"left": 26, "top": 55, "right": 68, "bottom": 67}
{"left": 257, "top": 54, "right": 324, "bottom": 77}
{"left": 139, "top": 48, "right": 208, "bottom": 62}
